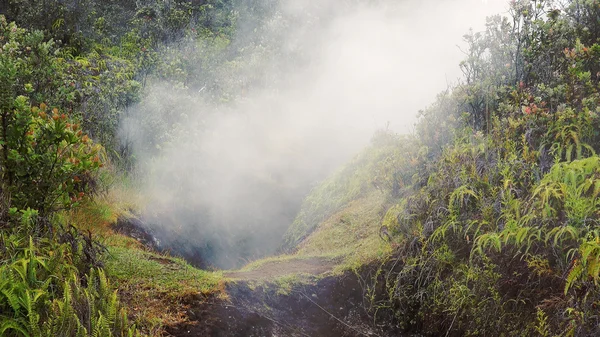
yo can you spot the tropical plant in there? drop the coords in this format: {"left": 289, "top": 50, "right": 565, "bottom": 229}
{"left": 0, "top": 98, "right": 102, "bottom": 216}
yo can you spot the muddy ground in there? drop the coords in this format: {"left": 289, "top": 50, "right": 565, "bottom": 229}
{"left": 167, "top": 273, "right": 393, "bottom": 336}
{"left": 166, "top": 258, "right": 404, "bottom": 337}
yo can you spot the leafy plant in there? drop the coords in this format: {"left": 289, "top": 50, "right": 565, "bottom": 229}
{"left": 0, "top": 98, "right": 102, "bottom": 216}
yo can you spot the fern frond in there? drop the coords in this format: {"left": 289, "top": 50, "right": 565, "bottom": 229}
{"left": 0, "top": 319, "right": 30, "bottom": 337}
{"left": 565, "top": 261, "right": 583, "bottom": 294}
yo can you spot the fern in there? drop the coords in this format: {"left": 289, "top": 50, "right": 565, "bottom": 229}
{"left": 565, "top": 260, "right": 584, "bottom": 294}
{"left": 449, "top": 185, "right": 479, "bottom": 214}
{"left": 24, "top": 290, "right": 42, "bottom": 336}
{"left": 534, "top": 308, "right": 550, "bottom": 337}
{"left": 0, "top": 319, "right": 30, "bottom": 337}
{"left": 91, "top": 312, "right": 111, "bottom": 337}
{"left": 546, "top": 225, "right": 580, "bottom": 246}
{"left": 42, "top": 268, "right": 136, "bottom": 337}
{"left": 1, "top": 286, "right": 22, "bottom": 313}
{"left": 564, "top": 238, "right": 600, "bottom": 294}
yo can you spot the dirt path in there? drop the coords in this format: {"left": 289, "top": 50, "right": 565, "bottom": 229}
{"left": 224, "top": 257, "right": 335, "bottom": 281}
{"left": 168, "top": 270, "right": 388, "bottom": 337}
{"left": 166, "top": 256, "right": 408, "bottom": 337}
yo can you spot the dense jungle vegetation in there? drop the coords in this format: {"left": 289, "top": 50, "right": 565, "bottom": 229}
{"left": 1, "top": 0, "right": 600, "bottom": 336}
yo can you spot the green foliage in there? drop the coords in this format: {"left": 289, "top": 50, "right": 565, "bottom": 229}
{"left": 1, "top": 0, "right": 234, "bottom": 53}
{"left": 0, "top": 99, "right": 102, "bottom": 215}
{"left": 43, "top": 269, "right": 135, "bottom": 337}
{"left": 0, "top": 238, "right": 50, "bottom": 337}
{"left": 358, "top": 0, "right": 600, "bottom": 335}
{"left": 0, "top": 15, "right": 141, "bottom": 153}
{"left": 3, "top": 0, "right": 600, "bottom": 334}
{"left": 0, "top": 234, "right": 135, "bottom": 337}
{"left": 282, "top": 131, "right": 415, "bottom": 250}
{"left": 0, "top": 17, "right": 136, "bottom": 335}
{"left": 532, "top": 157, "right": 600, "bottom": 221}
{"left": 565, "top": 237, "right": 600, "bottom": 295}
{"left": 535, "top": 307, "right": 550, "bottom": 337}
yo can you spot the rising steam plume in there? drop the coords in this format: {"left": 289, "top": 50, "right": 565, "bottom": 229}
{"left": 120, "top": 0, "right": 507, "bottom": 269}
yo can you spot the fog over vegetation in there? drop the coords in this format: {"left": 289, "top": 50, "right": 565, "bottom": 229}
{"left": 5, "top": 0, "right": 600, "bottom": 335}
{"left": 121, "top": 0, "right": 508, "bottom": 268}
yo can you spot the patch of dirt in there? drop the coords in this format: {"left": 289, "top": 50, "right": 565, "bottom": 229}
{"left": 224, "top": 257, "right": 335, "bottom": 281}
{"left": 165, "top": 299, "right": 276, "bottom": 337}
{"left": 167, "top": 266, "right": 406, "bottom": 337}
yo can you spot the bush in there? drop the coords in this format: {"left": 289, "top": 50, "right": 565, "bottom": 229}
{"left": 369, "top": 1, "right": 600, "bottom": 335}
{"left": 0, "top": 98, "right": 102, "bottom": 216}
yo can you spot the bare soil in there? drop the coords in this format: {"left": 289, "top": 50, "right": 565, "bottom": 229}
{"left": 166, "top": 272, "right": 384, "bottom": 337}
{"left": 166, "top": 261, "right": 405, "bottom": 337}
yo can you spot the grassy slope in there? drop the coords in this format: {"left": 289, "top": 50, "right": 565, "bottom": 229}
{"left": 294, "top": 191, "right": 392, "bottom": 271}
{"left": 63, "top": 174, "right": 224, "bottom": 335}
{"left": 239, "top": 132, "right": 412, "bottom": 278}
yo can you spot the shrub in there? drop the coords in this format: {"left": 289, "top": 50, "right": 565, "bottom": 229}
{"left": 0, "top": 97, "right": 102, "bottom": 216}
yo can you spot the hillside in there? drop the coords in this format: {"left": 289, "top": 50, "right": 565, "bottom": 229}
{"left": 2, "top": 0, "right": 600, "bottom": 336}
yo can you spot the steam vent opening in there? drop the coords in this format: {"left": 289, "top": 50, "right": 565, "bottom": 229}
{"left": 141, "top": 173, "right": 309, "bottom": 270}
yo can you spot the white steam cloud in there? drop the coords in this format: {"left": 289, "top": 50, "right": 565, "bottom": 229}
{"left": 121, "top": 0, "right": 508, "bottom": 269}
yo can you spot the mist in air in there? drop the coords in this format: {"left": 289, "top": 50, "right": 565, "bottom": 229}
{"left": 120, "top": 0, "right": 507, "bottom": 269}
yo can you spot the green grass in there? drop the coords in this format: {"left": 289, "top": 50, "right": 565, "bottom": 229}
{"left": 61, "top": 173, "right": 225, "bottom": 335}
{"left": 270, "top": 274, "right": 314, "bottom": 295}
{"left": 237, "top": 254, "right": 336, "bottom": 272}
{"left": 105, "top": 246, "right": 223, "bottom": 296}
{"left": 233, "top": 136, "right": 405, "bottom": 284}
{"left": 103, "top": 246, "right": 224, "bottom": 335}
{"left": 295, "top": 191, "right": 393, "bottom": 271}
{"left": 233, "top": 186, "right": 396, "bottom": 285}
{"left": 282, "top": 132, "right": 409, "bottom": 250}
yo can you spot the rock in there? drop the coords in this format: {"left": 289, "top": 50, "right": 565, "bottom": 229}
{"left": 113, "top": 215, "right": 160, "bottom": 250}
